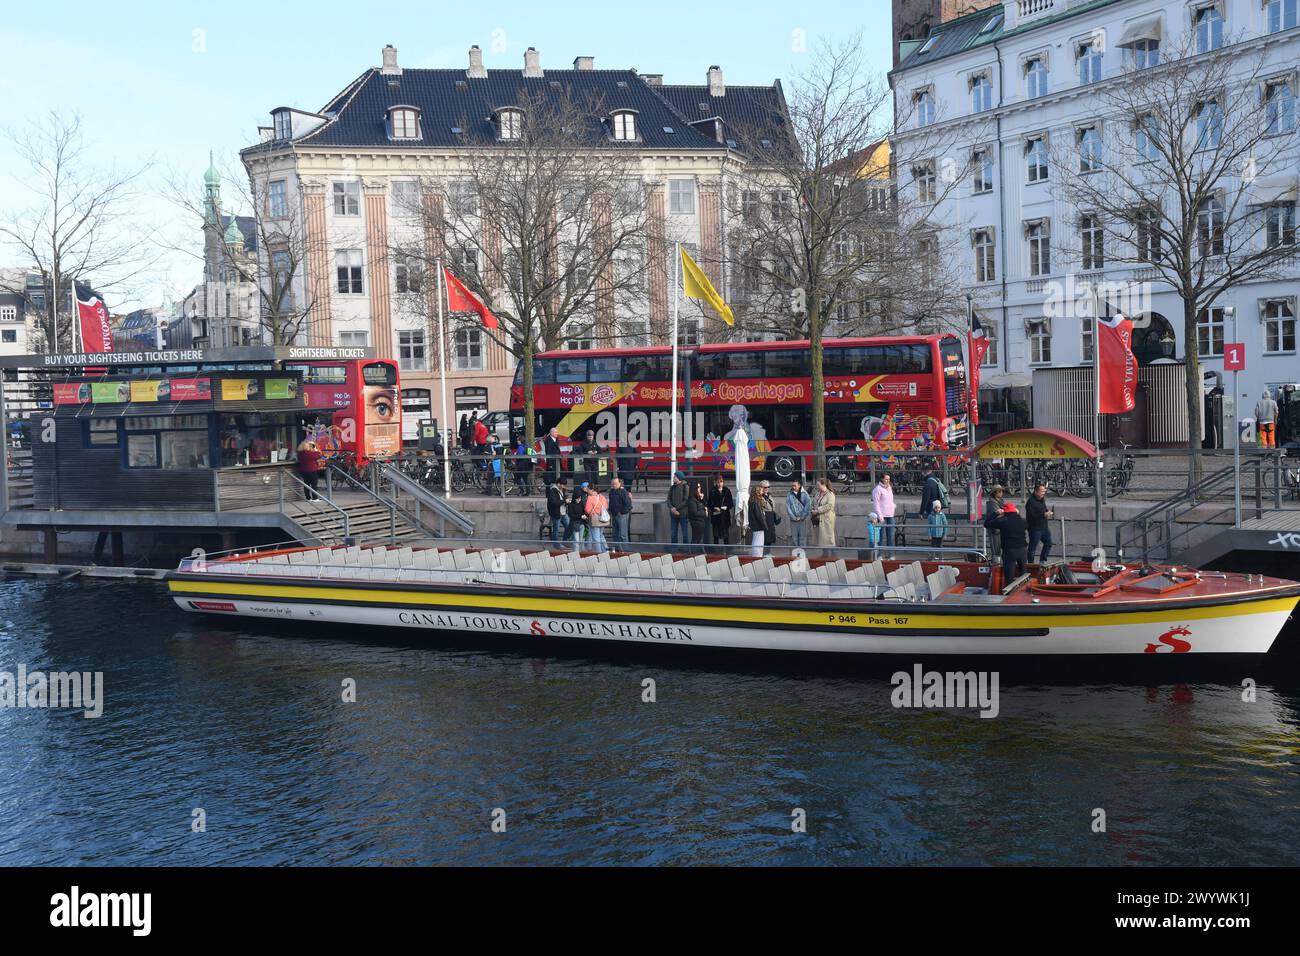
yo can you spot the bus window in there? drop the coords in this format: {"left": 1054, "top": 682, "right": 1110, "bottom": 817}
{"left": 692, "top": 352, "right": 724, "bottom": 379}
{"left": 625, "top": 355, "right": 668, "bottom": 381}
{"left": 772, "top": 407, "right": 812, "bottom": 441}
{"left": 530, "top": 360, "right": 555, "bottom": 385}
{"left": 824, "top": 347, "right": 865, "bottom": 376}
{"left": 725, "top": 350, "right": 763, "bottom": 379}
{"left": 555, "top": 357, "right": 589, "bottom": 383}
{"left": 362, "top": 362, "right": 398, "bottom": 386}
{"left": 287, "top": 363, "right": 347, "bottom": 384}
{"left": 589, "top": 356, "right": 622, "bottom": 382}
{"left": 765, "top": 350, "right": 805, "bottom": 378}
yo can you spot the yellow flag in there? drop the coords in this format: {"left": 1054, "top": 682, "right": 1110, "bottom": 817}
{"left": 680, "top": 246, "right": 734, "bottom": 326}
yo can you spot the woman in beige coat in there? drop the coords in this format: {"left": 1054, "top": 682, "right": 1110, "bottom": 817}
{"left": 811, "top": 477, "right": 838, "bottom": 554}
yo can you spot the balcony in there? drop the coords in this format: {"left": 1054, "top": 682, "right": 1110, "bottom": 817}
{"left": 1017, "top": 0, "right": 1057, "bottom": 21}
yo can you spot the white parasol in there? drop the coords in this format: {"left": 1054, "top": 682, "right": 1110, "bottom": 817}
{"left": 733, "top": 426, "right": 750, "bottom": 532}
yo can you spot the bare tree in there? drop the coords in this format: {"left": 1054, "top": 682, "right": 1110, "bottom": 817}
{"left": 0, "top": 112, "right": 157, "bottom": 351}
{"left": 723, "top": 37, "right": 982, "bottom": 472}
{"left": 162, "top": 157, "right": 323, "bottom": 346}
{"left": 390, "top": 89, "right": 651, "bottom": 442}
{"left": 1054, "top": 32, "right": 1297, "bottom": 475}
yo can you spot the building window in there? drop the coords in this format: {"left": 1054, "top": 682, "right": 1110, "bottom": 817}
{"left": 1026, "top": 221, "right": 1051, "bottom": 276}
{"left": 1195, "top": 99, "right": 1223, "bottom": 149}
{"left": 1267, "top": 202, "right": 1297, "bottom": 248}
{"left": 981, "top": 319, "right": 999, "bottom": 366}
{"left": 450, "top": 246, "right": 479, "bottom": 278}
{"left": 332, "top": 181, "right": 360, "bottom": 216}
{"left": 913, "top": 161, "right": 936, "bottom": 203}
{"left": 622, "top": 321, "right": 649, "bottom": 347}
{"left": 455, "top": 328, "right": 484, "bottom": 370}
{"left": 970, "top": 75, "right": 992, "bottom": 113}
{"left": 273, "top": 111, "right": 292, "bottom": 140}
{"left": 498, "top": 109, "right": 523, "bottom": 140}
{"left": 1, "top": 329, "right": 16, "bottom": 344}
{"left": 1135, "top": 206, "right": 1162, "bottom": 261}
{"left": 1263, "top": 299, "right": 1297, "bottom": 353}
{"left": 611, "top": 111, "right": 637, "bottom": 141}
{"left": 669, "top": 179, "right": 695, "bottom": 215}
{"left": 392, "top": 180, "right": 421, "bottom": 216}
{"left": 678, "top": 317, "right": 701, "bottom": 347}
{"left": 1077, "top": 41, "right": 1102, "bottom": 84}
{"left": 395, "top": 255, "right": 422, "bottom": 294}
{"left": 335, "top": 249, "right": 364, "bottom": 294}
{"left": 564, "top": 324, "right": 594, "bottom": 350}
{"left": 1265, "top": 79, "right": 1297, "bottom": 135}
{"left": 398, "top": 329, "right": 428, "bottom": 371}
{"left": 338, "top": 331, "right": 368, "bottom": 347}
{"left": 1136, "top": 114, "right": 1160, "bottom": 161}
{"left": 1078, "top": 126, "right": 1103, "bottom": 172}
{"left": 390, "top": 108, "right": 420, "bottom": 139}
{"left": 1194, "top": 4, "right": 1224, "bottom": 54}
{"left": 974, "top": 229, "right": 996, "bottom": 282}
{"left": 1081, "top": 316, "right": 1095, "bottom": 363}
{"left": 267, "top": 180, "right": 287, "bottom": 218}
{"left": 1197, "top": 197, "right": 1225, "bottom": 257}
{"left": 1080, "top": 214, "right": 1105, "bottom": 270}
{"left": 1028, "top": 320, "right": 1052, "bottom": 365}
{"left": 1197, "top": 306, "right": 1226, "bottom": 357}
{"left": 742, "top": 190, "right": 763, "bottom": 219}
{"left": 973, "top": 148, "right": 994, "bottom": 193}
{"left": 770, "top": 190, "right": 792, "bottom": 220}
{"left": 1131, "top": 38, "right": 1160, "bottom": 69}
{"left": 1267, "top": 0, "right": 1299, "bottom": 33}
{"left": 0, "top": 306, "right": 16, "bottom": 323}
{"left": 448, "top": 181, "right": 477, "bottom": 218}
{"left": 1025, "top": 58, "right": 1049, "bottom": 99}
{"left": 914, "top": 89, "right": 936, "bottom": 127}
{"left": 1026, "top": 136, "right": 1049, "bottom": 183}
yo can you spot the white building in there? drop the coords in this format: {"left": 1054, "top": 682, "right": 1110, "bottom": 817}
{"left": 241, "top": 44, "right": 790, "bottom": 417}
{"left": 890, "top": 0, "right": 1300, "bottom": 445}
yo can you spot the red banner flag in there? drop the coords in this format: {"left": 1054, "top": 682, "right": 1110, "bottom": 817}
{"left": 443, "top": 268, "right": 499, "bottom": 330}
{"left": 74, "top": 281, "right": 113, "bottom": 353}
{"left": 968, "top": 313, "right": 988, "bottom": 427}
{"left": 1098, "top": 313, "right": 1138, "bottom": 414}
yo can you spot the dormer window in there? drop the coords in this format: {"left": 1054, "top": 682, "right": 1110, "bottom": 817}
{"left": 497, "top": 108, "right": 524, "bottom": 140}
{"left": 611, "top": 111, "right": 638, "bottom": 141}
{"left": 273, "top": 110, "right": 292, "bottom": 141}
{"left": 388, "top": 106, "right": 421, "bottom": 140}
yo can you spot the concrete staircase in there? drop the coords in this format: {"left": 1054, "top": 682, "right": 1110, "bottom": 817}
{"left": 284, "top": 494, "right": 424, "bottom": 545}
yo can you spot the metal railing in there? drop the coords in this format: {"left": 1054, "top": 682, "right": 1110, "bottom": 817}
{"left": 323, "top": 464, "right": 400, "bottom": 543}
{"left": 374, "top": 461, "right": 475, "bottom": 536}
{"left": 279, "top": 469, "right": 351, "bottom": 543}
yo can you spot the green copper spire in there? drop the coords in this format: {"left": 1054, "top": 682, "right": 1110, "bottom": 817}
{"left": 223, "top": 217, "right": 243, "bottom": 246}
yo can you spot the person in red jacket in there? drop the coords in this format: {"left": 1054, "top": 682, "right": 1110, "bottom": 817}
{"left": 296, "top": 437, "right": 323, "bottom": 500}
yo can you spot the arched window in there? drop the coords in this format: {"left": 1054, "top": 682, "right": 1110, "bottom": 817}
{"left": 497, "top": 108, "right": 524, "bottom": 140}
{"left": 610, "top": 111, "right": 637, "bottom": 141}
{"left": 389, "top": 107, "right": 421, "bottom": 140}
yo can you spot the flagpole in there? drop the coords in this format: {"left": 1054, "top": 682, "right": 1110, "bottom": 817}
{"left": 670, "top": 241, "right": 680, "bottom": 480}
{"left": 435, "top": 259, "right": 452, "bottom": 500}
{"left": 965, "top": 293, "right": 975, "bottom": 524}
{"left": 1091, "top": 283, "right": 1103, "bottom": 555}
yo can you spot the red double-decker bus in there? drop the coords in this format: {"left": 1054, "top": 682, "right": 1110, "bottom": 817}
{"left": 510, "top": 334, "right": 968, "bottom": 478}
{"left": 285, "top": 358, "right": 401, "bottom": 465}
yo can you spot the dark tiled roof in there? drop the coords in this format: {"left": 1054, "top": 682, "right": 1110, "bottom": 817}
{"left": 654, "top": 83, "right": 790, "bottom": 152}
{"left": 286, "top": 68, "right": 780, "bottom": 151}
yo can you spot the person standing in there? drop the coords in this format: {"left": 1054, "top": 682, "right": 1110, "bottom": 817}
{"left": 568, "top": 481, "right": 589, "bottom": 551}
{"left": 708, "top": 473, "right": 733, "bottom": 550}
{"left": 687, "top": 481, "right": 710, "bottom": 552}
{"left": 608, "top": 477, "right": 633, "bottom": 548}
{"left": 983, "top": 484, "right": 1006, "bottom": 560}
{"left": 927, "top": 500, "right": 949, "bottom": 559}
{"left": 919, "top": 463, "right": 950, "bottom": 517}
{"left": 865, "top": 511, "right": 883, "bottom": 561}
{"left": 1025, "top": 482, "right": 1055, "bottom": 564}
{"left": 578, "top": 429, "right": 604, "bottom": 488}
{"left": 584, "top": 484, "right": 610, "bottom": 554}
{"left": 1256, "top": 389, "right": 1280, "bottom": 449}
{"left": 871, "top": 473, "right": 896, "bottom": 552}
{"left": 786, "top": 480, "right": 812, "bottom": 549}
{"left": 542, "top": 427, "right": 562, "bottom": 486}
{"left": 986, "top": 501, "right": 1029, "bottom": 585}
{"left": 296, "top": 437, "right": 323, "bottom": 500}
{"left": 748, "top": 482, "right": 773, "bottom": 556}
{"left": 667, "top": 472, "right": 690, "bottom": 548}
{"left": 458, "top": 413, "right": 471, "bottom": 450}
{"left": 812, "top": 477, "right": 838, "bottom": 554}
{"left": 546, "top": 477, "right": 570, "bottom": 545}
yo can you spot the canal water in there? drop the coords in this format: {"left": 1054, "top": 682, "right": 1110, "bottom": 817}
{"left": 2, "top": 576, "right": 1298, "bottom": 866}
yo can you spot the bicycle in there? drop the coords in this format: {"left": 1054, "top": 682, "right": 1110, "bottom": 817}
{"left": 1106, "top": 442, "right": 1136, "bottom": 497}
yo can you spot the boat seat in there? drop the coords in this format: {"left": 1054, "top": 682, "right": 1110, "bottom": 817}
{"left": 823, "top": 559, "right": 848, "bottom": 583}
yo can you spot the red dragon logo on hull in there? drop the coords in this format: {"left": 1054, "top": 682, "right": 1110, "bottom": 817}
{"left": 1144, "top": 626, "right": 1193, "bottom": 654}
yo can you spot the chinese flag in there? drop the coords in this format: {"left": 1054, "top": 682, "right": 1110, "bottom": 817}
{"left": 443, "top": 268, "right": 499, "bottom": 330}
{"left": 968, "top": 313, "right": 988, "bottom": 426}
{"left": 1098, "top": 313, "right": 1138, "bottom": 414}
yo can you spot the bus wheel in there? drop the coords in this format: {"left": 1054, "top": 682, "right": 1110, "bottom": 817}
{"left": 770, "top": 452, "right": 798, "bottom": 481}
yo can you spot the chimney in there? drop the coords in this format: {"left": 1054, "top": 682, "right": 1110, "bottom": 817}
{"left": 707, "top": 65, "right": 725, "bottom": 97}
{"left": 643, "top": 73, "right": 663, "bottom": 86}
{"left": 381, "top": 44, "right": 401, "bottom": 76}
{"left": 467, "top": 45, "right": 486, "bottom": 79}
{"left": 524, "top": 46, "right": 543, "bottom": 78}
{"left": 573, "top": 55, "right": 594, "bottom": 71}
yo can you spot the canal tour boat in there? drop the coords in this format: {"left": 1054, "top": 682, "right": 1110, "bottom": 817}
{"left": 165, "top": 543, "right": 1300, "bottom": 657}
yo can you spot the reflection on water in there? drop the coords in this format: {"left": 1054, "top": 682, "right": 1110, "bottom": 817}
{"left": 1, "top": 577, "right": 1298, "bottom": 865}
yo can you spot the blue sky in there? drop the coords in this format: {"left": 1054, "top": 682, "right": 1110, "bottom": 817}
{"left": 0, "top": 0, "right": 892, "bottom": 311}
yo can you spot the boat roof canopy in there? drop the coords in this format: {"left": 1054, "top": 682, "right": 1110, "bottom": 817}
{"left": 972, "top": 428, "right": 1098, "bottom": 460}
